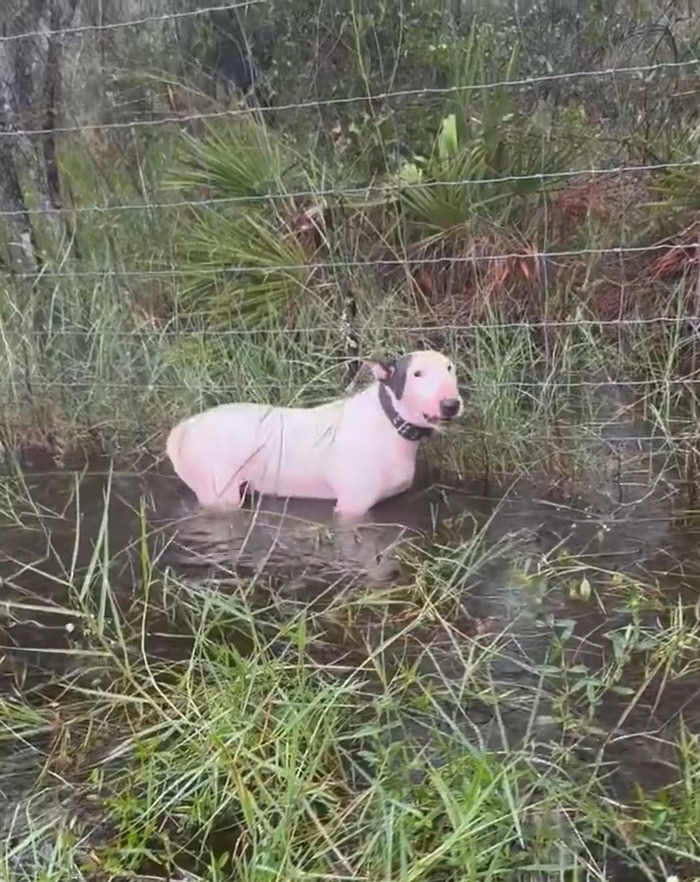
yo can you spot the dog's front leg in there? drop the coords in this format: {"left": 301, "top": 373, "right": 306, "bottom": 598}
{"left": 331, "top": 490, "right": 380, "bottom": 578}
{"left": 334, "top": 499, "right": 403, "bottom": 585}
{"left": 333, "top": 499, "right": 370, "bottom": 551}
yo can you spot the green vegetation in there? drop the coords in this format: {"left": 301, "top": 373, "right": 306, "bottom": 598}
{"left": 1, "top": 474, "right": 700, "bottom": 881}
{"left": 2, "top": 1, "right": 700, "bottom": 880}
{"left": 1, "top": 13, "right": 698, "bottom": 489}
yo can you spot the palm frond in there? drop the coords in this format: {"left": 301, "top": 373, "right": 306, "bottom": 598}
{"left": 178, "top": 209, "right": 311, "bottom": 325}
{"left": 169, "top": 120, "right": 292, "bottom": 206}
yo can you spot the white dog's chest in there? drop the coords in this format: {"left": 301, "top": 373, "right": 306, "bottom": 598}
{"left": 372, "top": 457, "right": 416, "bottom": 503}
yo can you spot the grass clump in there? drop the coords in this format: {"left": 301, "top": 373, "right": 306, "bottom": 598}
{"left": 87, "top": 621, "right": 535, "bottom": 879}
{"left": 1, "top": 569, "right": 698, "bottom": 882}
{"left": 0, "top": 577, "right": 612, "bottom": 881}
{"left": 1, "top": 473, "right": 700, "bottom": 882}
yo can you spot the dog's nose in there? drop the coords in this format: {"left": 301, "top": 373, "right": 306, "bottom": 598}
{"left": 440, "top": 398, "right": 461, "bottom": 419}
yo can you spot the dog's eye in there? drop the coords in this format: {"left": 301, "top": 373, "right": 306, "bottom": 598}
{"left": 413, "top": 370, "right": 423, "bottom": 378}
{"left": 447, "top": 364, "right": 453, "bottom": 373}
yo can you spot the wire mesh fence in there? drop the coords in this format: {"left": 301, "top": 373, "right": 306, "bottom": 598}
{"left": 1, "top": 0, "right": 700, "bottom": 487}
{"left": 6, "top": 7, "right": 700, "bottom": 882}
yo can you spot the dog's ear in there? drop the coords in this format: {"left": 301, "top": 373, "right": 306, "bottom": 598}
{"left": 364, "top": 354, "right": 412, "bottom": 398}
{"left": 364, "top": 358, "right": 397, "bottom": 383}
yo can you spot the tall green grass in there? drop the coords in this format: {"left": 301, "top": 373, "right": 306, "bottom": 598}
{"left": 0, "top": 265, "right": 693, "bottom": 488}
{"left": 0, "top": 24, "right": 697, "bottom": 492}
{"left": 0, "top": 472, "right": 699, "bottom": 880}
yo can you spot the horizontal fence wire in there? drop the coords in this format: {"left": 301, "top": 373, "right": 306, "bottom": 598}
{"left": 0, "top": 159, "right": 695, "bottom": 218}
{"left": 0, "top": 420, "right": 691, "bottom": 449}
{"left": 0, "top": 58, "right": 698, "bottom": 139}
{"left": 0, "top": 243, "right": 698, "bottom": 281}
{"left": 5, "top": 317, "right": 700, "bottom": 334}
{"left": 0, "top": 1, "right": 269, "bottom": 43}
{"left": 0, "top": 378, "right": 698, "bottom": 392}
{"left": 0, "top": 433, "right": 689, "bottom": 449}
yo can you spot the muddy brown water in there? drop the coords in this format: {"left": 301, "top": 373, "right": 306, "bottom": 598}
{"left": 1, "top": 405, "right": 700, "bottom": 877}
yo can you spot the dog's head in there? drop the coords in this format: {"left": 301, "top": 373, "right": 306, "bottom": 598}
{"left": 366, "top": 350, "right": 462, "bottom": 429}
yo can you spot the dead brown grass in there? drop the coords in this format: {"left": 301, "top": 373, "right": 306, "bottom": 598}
{"left": 403, "top": 168, "right": 700, "bottom": 327}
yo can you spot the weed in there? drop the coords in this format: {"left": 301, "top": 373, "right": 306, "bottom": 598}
{"left": 0, "top": 472, "right": 698, "bottom": 880}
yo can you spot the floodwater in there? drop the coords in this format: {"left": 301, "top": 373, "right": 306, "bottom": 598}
{"left": 1, "top": 396, "right": 700, "bottom": 878}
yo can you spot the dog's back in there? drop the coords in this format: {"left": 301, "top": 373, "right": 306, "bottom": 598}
{"left": 166, "top": 398, "right": 350, "bottom": 506}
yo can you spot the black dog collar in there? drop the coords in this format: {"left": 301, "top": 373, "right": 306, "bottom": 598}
{"left": 378, "top": 383, "right": 434, "bottom": 442}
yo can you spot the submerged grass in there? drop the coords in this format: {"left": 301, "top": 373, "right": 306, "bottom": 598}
{"left": 1, "top": 470, "right": 700, "bottom": 881}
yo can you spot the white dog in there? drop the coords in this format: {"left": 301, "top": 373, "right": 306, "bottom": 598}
{"left": 166, "top": 350, "right": 462, "bottom": 522}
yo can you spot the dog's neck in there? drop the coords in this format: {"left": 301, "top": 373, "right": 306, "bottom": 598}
{"left": 377, "top": 383, "right": 434, "bottom": 442}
